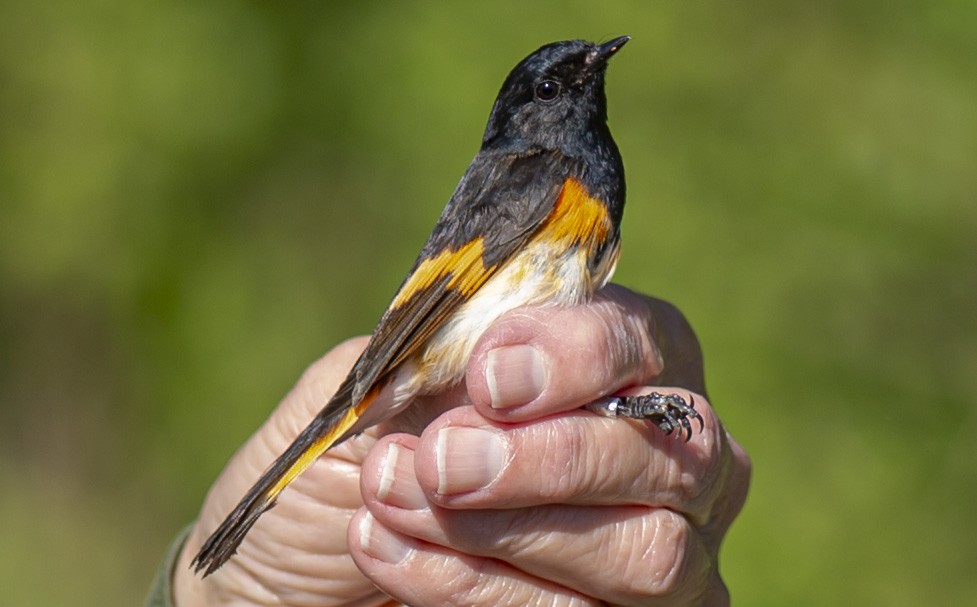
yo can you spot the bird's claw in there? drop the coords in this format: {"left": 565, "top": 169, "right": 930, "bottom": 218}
{"left": 585, "top": 392, "right": 703, "bottom": 441}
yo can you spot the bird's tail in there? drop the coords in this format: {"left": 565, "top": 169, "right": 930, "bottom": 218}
{"left": 191, "top": 380, "right": 381, "bottom": 576}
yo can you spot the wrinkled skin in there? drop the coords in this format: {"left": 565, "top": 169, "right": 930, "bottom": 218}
{"left": 174, "top": 285, "right": 750, "bottom": 606}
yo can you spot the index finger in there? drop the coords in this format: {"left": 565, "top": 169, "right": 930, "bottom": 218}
{"left": 466, "top": 285, "right": 685, "bottom": 423}
{"left": 411, "top": 391, "right": 726, "bottom": 524}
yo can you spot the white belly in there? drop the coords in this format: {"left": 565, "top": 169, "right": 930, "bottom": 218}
{"left": 402, "top": 239, "right": 616, "bottom": 395}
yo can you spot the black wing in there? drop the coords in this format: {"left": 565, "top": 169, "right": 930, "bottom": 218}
{"left": 192, "top": 148, "right": 575, "bottom": 576}
{"left": 344, "top": 148, "right": 577, "bottom": 404}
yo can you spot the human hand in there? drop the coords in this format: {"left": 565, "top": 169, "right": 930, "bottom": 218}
{"left": 172, "top": 284, "right": 749, "bottom": 606}
{"left": 349, "top": 284, "right": 750, "bottom": 606}
{"left": 173, "top": 336, "right": 387, "bottom": 606}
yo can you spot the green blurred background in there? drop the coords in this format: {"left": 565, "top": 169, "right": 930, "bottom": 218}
{"left": 1, "top": 1, "right": 974, "bottom": 604}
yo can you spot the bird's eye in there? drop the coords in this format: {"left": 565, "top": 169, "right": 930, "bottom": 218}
{"left": 534, "top": 80, "right": 561, "bottom": 102}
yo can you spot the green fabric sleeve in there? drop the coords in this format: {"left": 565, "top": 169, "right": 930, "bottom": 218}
{"left": 145, "top": 524, "right": 194, "bottom": 607}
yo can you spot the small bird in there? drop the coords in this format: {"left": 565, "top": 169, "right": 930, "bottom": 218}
{"left": 192, "top": 36, "right": 699, "bottom": 576}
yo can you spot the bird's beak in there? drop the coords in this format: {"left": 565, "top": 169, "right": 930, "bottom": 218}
{"left": 587, "top": 35, "right": 630, "bottom": 69}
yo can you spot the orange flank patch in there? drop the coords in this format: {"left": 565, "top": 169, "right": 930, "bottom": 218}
{"left": 541, "top": 178, "right": 612, "bottom": 248}
{"left": 391, "top": 238, "right": 492, "bottom": 308}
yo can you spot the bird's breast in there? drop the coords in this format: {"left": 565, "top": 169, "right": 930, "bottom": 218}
{"left": 398, "top": 176, "right": 622, "bottom": 398}
{"left": 408, "top": 234, "right": 620, "bottom": 395}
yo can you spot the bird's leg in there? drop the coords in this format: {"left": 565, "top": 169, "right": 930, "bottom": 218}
{"left": 585, "top": 392, "right": 703, "bottom": 441}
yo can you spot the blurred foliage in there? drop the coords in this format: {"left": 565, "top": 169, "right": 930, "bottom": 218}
{"left": 1, "top": 1, "right": 975, "bottom": 605}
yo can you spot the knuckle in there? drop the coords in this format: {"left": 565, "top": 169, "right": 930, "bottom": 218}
{"left": 543, "top": 300, "right": 655, "bottom": 394}
{"left": 553, "top": 417, "right": 619, "bottom": 501}
{"left": 592, "top": 297, "right": 659, "bottom": 383}
{"left": 418, "top": 553, "right": 515, "bottom": 606}
{"left": 666, "top": 404, "right": 727, "bottom": 514}
{"left": 444, "top": 562, "right": 496, "bottom": 605}
{"left": 620, "top": 510, "right": 694, "bottom": 598}
{"left": 600, "top": 287, "right": 661, "bottom": 379}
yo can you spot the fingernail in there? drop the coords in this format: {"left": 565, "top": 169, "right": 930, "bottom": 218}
{"left": 377, "top": 443, "right": 428, "bottom": 510}
{"left": 436, "top": 427, "right": 505, "bottom": 495}
{"left": 486, "top": 345, "right": 547, "bottom": 408}
{"left": 360, "top": 513, "right": 413, "bottom": 564}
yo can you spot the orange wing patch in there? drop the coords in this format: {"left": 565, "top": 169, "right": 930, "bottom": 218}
{"left": 266, "top": 383, "right": 383, "bottom": 500}
{"left": 391, "top": 238, "right": 493, "bottom": 309}
{"left": 541, "top": 178, "right": 612, "bottom": 248}
{"left": 391, "top": 178, "right": 609, "bottom": 312}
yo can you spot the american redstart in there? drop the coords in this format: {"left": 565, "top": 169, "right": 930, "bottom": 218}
{"left": 192, "top": 36, "right": 700, "bottom": 576}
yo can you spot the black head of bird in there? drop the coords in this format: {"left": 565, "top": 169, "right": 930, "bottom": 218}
{"left": 482, "top": 36, "right": 630, "bottom": 155}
